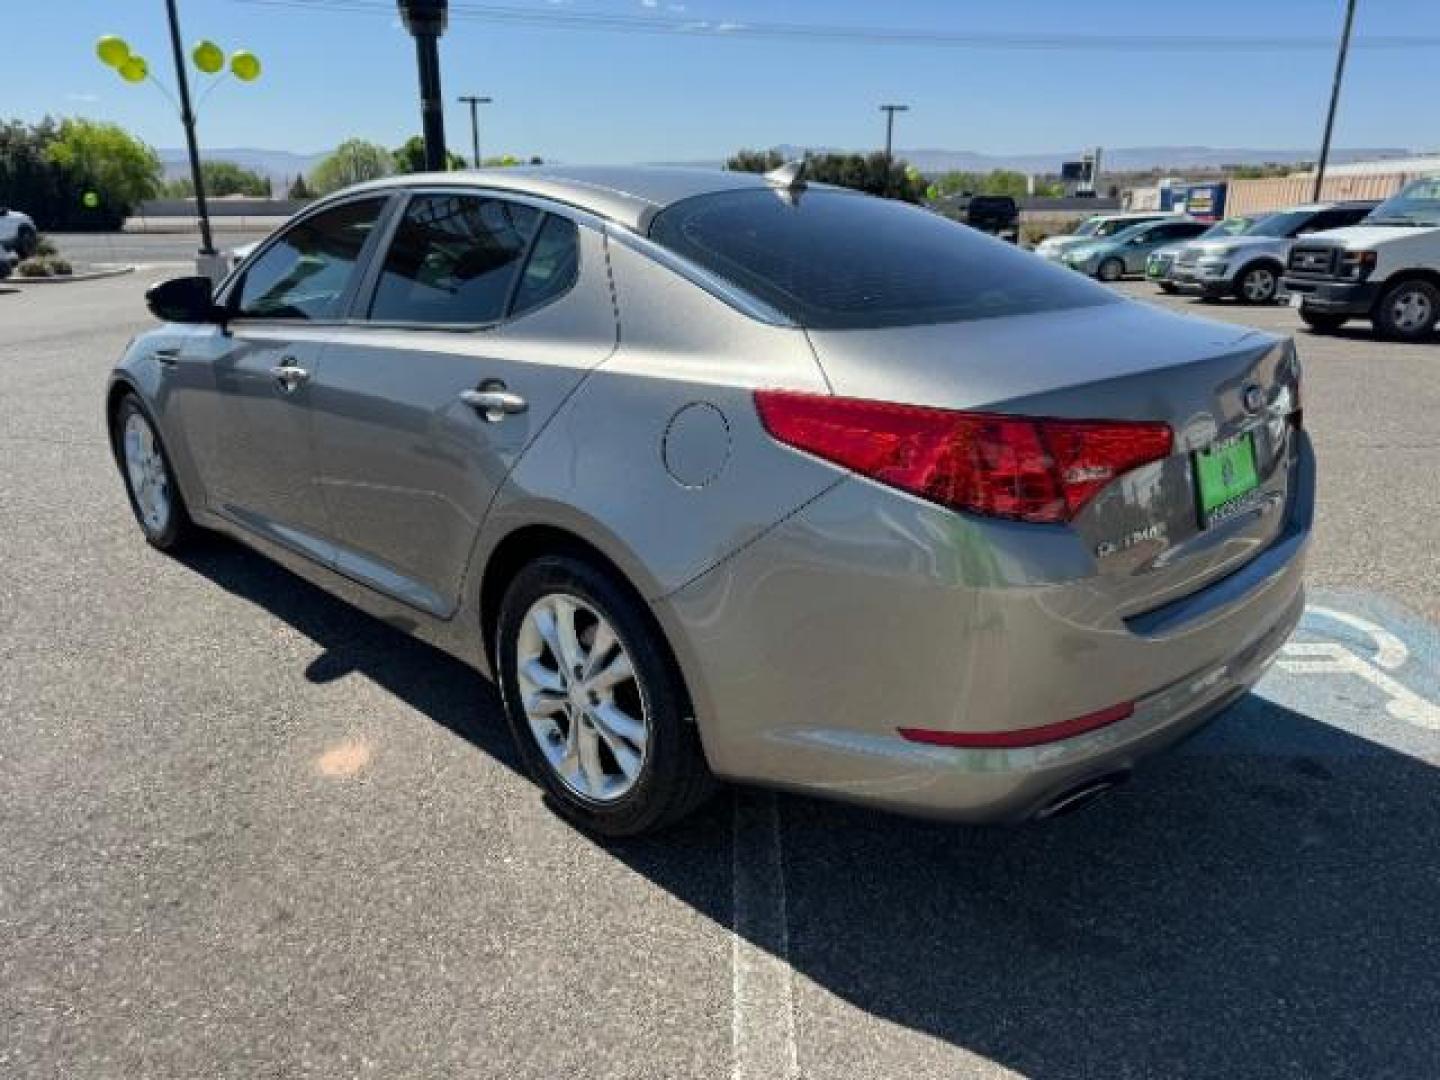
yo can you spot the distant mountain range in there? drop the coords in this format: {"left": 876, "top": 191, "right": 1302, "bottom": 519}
{"left": 163, "top": 144, "right": 1417, "bottom": 185}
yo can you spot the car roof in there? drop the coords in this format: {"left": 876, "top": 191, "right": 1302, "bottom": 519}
{"left": 341, "top": 164, "right": 816, "bottom": 233}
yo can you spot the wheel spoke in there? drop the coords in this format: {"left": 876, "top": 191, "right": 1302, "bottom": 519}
{"left": 593, "top": 716, "right": 642, "bottom": 780}
{"left": 553, "top": 597, "right": 584, "bottom": 674}
{"left": 588, "top": 649, "right": 633, "bottom": 693}
{"left": 594, "top": 701, "right": 645, "bottom": 748}
{"left": 583, "top": 619, "right": 617, "bottom": 681}
{"left": 577, "top": 721, "right": 606, "bottom": 794}
{"left": 520, "top": 657, "right": 565, "bottom": 694}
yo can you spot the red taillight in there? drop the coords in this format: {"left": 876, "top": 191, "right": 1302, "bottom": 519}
{"left": 898, "top": 702, "right": 1135, "bottom": 748}
{"left": 754, "top": 391, "right": 1172, "bottom": 524}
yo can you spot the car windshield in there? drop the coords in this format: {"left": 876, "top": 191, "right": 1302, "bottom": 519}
{"left": 1201, "top": 216, "right": 1254, "bottom": 238}
{"left": 1364, "top": 179, "right": 1440, "bottom": 226}
{"left": 1102, "top": 222, "right": 1156, "bottom": 244}
{"left": 1072, "top": 217, "right": 1105, "bottom": 237}
{"left": 1247, "top": 210, "right": 1316, "bottom": 237}
{"left": 648, "top": 188, "right": 1117, "bottom": 330}
{"left": 1093, "top": 217, "right": 1152, "bottom": 238}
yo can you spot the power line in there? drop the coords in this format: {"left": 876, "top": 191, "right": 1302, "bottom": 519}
{"left": 225, "top": 0, "right": 1440, "bottom": 53}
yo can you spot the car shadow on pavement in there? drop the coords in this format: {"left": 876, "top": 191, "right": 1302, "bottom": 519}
{"left": 179, "top": 536, "right": 1440, "bottom": 1078}
{"left": 176, "top": 536, "right": 524, "bottom": 775}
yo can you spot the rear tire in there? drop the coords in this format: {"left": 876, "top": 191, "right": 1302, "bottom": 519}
{"left": 1158, "top": 282, "right": 1179, "bottom": 294}
{"left": 1299, "top": 309, "right": 1348, "bottom": 335}
{"left": 16, "top": 224, "right": 37, "bottom": 259}
{"left": 495, "top": 553, "right": 716, "bottom": 836}
{"left": 1097, "top": 258, "right": 1125, "bottom": 283}
{"left": 111, "top": 394, "right": 195, "bottom": 552}
{"left": 1372, "top": 278, "right": 1439, "bottom": 342}
{"left": 1234, "top": 263, "right": 1280, "bottom": 304}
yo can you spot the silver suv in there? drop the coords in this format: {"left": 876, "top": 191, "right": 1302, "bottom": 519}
{"left": 1170, "top": 202, "right": 1377, "bottom": 304}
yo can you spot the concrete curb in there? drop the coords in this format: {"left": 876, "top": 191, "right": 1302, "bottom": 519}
{"left": 8, "top": 264, "right": 136, "bottom": 285}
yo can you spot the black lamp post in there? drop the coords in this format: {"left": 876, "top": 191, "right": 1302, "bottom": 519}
{"left": 397, "top": 0, "right": 449, "bottom": 171}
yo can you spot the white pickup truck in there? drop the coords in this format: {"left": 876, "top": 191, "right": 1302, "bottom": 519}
{"left": 1282, "top": 177, "right": 1440, "bottom": 341}
{"left": 0, "top": 207, "right": 38, "bottom": 258}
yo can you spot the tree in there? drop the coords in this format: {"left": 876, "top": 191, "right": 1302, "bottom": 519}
{"left": 24, "top": 117, "right": 162, "bottom": 227}
{"left": 392, "top": 135, "right": 467, "bottom": 174}
{"left": 166, "top": 160, "right": 271, "bottom": 198}
{"left": 287, "top": 174, "right": 313, "bottom": 200}
{"left": 933, "top": 169, "right": 1030, "bottom": 198}
{"left": 308, "top": 139, "right": 393, "bottom": 195}
{"left": 726, "top": 148, "right": 925, "bottom": 202}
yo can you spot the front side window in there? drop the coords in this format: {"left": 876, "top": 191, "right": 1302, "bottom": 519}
{"left": 369, "top": 195, "right": 541, "bottom": 324}
{"left": 649, "top": 189, "right": 1115, "bottom": 330}
{"left": 235, "top": 198, "right": 385, "bottom": 320}
{"left": 1367, "top": 179, "right": 1440, "bottom": 226}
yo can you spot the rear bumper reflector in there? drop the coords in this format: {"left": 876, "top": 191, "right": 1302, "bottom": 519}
{"left": 898, "top": 702, "right": 1136, "bottom": 749}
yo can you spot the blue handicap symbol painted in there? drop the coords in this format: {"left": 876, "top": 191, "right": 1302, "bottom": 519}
{"left": 1183, "top": 589, "right": 1440, "bottom": 759}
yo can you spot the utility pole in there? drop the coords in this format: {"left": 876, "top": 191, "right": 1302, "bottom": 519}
{"left": 1313, "top": 0, "right": 1357, "bottom": 202}
{"left": 397, "top": 0, "right": 449, "bottom": 171}
{"left": 879, "top": 103, "right": 909, "bottom": 196}
{"left": 163, "top": 0, "right": 215, "bottom": 258}
{"left": 457, "top": 94, "right": 492, "bottom": 167}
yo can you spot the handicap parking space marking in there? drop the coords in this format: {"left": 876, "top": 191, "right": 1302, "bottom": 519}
{"left": 1193, "top": 589, "right": 1440, "bottom": 759}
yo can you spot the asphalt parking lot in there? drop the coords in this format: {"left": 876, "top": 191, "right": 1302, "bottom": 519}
{"left": 2, "top": 268, "right": 1438, "bottom": 1079}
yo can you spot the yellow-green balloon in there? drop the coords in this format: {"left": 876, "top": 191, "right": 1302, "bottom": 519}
{"left": 118, "top": 55, "right": 149, "bottom": 83}
{"left": 83, "top": 192, "right": 100, "bottom": 209}
{"left": 96, "top": 35, "right": 130, "bottom": 69}
{"left": 192, "top": 40, "right": 224, "bottom": 75}
{"left": 230, "top": 51, "right": 261, "bottom": 82}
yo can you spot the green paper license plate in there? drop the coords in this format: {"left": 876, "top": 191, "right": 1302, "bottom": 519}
{"left": 1194, "top": 432, "right": 1260, "bottom": 527}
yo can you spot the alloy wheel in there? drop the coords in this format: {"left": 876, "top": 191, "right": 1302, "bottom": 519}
{"left": 1388, "top": 287, "right": 1434, "bottom": 333}
{"left": 122, "top": 412, "right": 172, "bottom": 535}
{"left": 1242, "top": 267, "right": 1276, "bottom": 302}
{"left": 515, "top": 593, "right": 650, "bottom": 803}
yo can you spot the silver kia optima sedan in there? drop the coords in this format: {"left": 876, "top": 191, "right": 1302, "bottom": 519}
{"left": 108, "top": 165, "right": 1313, "bottom": 835}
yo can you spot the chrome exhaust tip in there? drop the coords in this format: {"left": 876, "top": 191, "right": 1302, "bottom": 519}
{"left": 1034, "top": 771, "right": 1130, "bottom": 821}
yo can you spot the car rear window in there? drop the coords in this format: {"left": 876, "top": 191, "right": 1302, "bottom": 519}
{"left": 647, "top": 188, "right": 1116, "bottom": 330}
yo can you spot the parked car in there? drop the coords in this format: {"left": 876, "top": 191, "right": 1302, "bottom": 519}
{"left": 948, "top": 194, "right": 1020, "bottom": 242}
{"left": 1060, "top": 218, "right": 1211, "bottom": 281}
{"left": 1170, "top": 201, "right": 1378, "bottom": 304}
{"left": 1146, "top": 216, "right": 1258, "bottom": 293}
{"left": 1034, "top": 211, "right": 1175, "bottom": 260}
{"left": 0, "top": 246, "right": 15, "bottom": 281}
{"left": 108, "top": 166, "right": 1311, "bottom": 835}
{"left": 1282, "top": 176, "right": 1440, "bottom": 341}
{"left": 0, "top": 206, "right": 38, "bottom": 258}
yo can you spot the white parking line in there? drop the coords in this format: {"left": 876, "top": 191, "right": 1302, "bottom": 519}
{"left": 731, "top": 790, "right": 800, "bottom": 1080}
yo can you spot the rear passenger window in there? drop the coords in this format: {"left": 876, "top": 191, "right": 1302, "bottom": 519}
{"left": 511, "top": 215, "right": 579, "bottom": 317}
{"left": 369, "top": 195, "right": 540, "bottom": 324}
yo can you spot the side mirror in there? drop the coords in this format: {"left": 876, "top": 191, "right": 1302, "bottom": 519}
{"left": 146, "top": 275, "right": 223, "bottom": 324}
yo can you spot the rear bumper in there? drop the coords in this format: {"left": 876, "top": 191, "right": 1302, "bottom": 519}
{"left": 658, "top": 433, "right": 1315, "bottom": 822}
{"left": 1281, "top": 277, "right": 1379, "bottom": 315}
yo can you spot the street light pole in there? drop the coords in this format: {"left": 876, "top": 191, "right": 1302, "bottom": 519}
{"left": 163, "top": 0, "right": 215, "bottom": 256}
{"left": 1313, "top": 0, "right": 1357, "bottom": 202}
{"left": 879, "top": 103, "right": 909, "bottom": 196}
{"left": 398, "top": 0, "right": 450, "bottom": 171}
{"left": 457, "top": 94, "right": 492, "bottom": 167}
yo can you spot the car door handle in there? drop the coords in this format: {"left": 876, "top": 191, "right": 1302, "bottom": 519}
{"left": 269, "top": 363, "right": 311, "bottom": 392}
{"left": 154, "top": 347, "right": 180, "bottom": 368}
{"left": 460, "top": 387, "right": 528, "bottom": 421}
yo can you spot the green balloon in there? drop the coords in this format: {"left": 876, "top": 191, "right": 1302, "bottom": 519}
{"left": 96, "top": 35, "right": 130, "bottom": 69}
{"left": 193, "top": 40, "right": 225, "bottom": 75}
{"left": 118, "top": 55, "right": 149, "bottom": 84}
{"left": 83, "top": 192, "right": 100, "bottom": 209}
{"left": 230, "top": 51, "right": 261, "bottom": 82}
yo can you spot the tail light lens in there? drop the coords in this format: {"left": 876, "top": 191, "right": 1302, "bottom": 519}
{"left": 754, "top": 391, "right": 1172, "bottom": 524}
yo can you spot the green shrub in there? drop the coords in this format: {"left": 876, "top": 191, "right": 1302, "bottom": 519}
{"left": 17, "top": 255, "right": 73, "bottom": 277}
{"left": 34, "top": 234, "right": 58, "bottom": 257}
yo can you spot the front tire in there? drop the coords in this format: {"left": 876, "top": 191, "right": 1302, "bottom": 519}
{"left": 495, "top": 554, "right": 716, "bottom": 836}
{"left": 1158, "top": 282, "right": 1179, "bottom": 294}
{"left": 16, "top": 224, "right": 37, "bottom": 259}
{"left": 1097, "top": 258, "right": 1125, "bottom": 283}
{"left": 1235, "top": 263, "right": 1280, "bottom": 304}
{"left": 1372, "top": 278, "right": 1439, "bottom": 342}
{"left": 111, "top": 394, "right": 194, "bottom": 551}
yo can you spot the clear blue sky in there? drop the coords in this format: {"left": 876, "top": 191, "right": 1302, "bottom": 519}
{"left": 9, "top": 0, "right": 1440, "bottom": 162}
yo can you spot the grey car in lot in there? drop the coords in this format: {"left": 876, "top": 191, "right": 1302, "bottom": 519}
{"left": 1170, "top": 201, "right": 1378, "bottom": 303}
{"left": 108, "top": 166, "right": 1313, "bottom": 835}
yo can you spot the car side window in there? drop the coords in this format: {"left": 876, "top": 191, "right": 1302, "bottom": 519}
{"left": 234, "top": 198, "right": 386, "bottom": 320}
{"left": 369, "top": 194, "right": 540, "bottom": 325}
{"left": 511, "top": 215, "right": 579, "bottom": 317}
{"left": 1314, "top": 208, "right": 1369, "bottom": 231}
